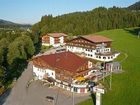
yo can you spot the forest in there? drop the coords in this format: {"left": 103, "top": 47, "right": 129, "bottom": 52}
{"left": 0, "top": 29, "right": 39, "bottom": 88}
{"left": 32, "top": 7, "right": 140, "bottom": 36}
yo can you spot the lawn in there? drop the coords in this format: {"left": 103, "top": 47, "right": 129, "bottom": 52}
{"left": 78, "top": 27, "right": 140, "bottom": 105}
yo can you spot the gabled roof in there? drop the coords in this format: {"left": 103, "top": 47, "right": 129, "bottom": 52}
{"left": 82, "top": 35, "right": 112, "bottom": 43}
{"left": 33, "top": 51, "right": 88, "bottom": 73}
{"left": 47, "top": 33, "right": 68, "bottom": 38}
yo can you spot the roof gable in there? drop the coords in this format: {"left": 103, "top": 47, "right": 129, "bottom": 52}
{"left": 67, "top": 36, "right": 94, "bottom": 44}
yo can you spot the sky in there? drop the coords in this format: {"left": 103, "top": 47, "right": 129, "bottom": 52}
{"left": 0, "top": 0, "right": 139, "bottom": 24}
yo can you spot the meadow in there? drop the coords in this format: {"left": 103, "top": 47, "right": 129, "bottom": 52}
{"left": 78, "top": 27, "right": 140, "bottom": 105}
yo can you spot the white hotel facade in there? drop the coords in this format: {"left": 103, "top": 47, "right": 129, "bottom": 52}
{"left": 66, "top": 35, "right": 120, "bottom": 62}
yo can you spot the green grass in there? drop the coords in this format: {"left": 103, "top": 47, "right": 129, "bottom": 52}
{"left": 41, "top": 45, "right": 53, "bottom": 53}
{"left": 78, "top": 98, "right": 93, "bottom": 105}
{"left": 114, "top": 52, "right": 127, "bottom": 62}
{"left": 78, "top": 27, "right": 140, "bottom": 105}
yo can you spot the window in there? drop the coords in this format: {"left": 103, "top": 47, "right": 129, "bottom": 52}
{"left": 108, "top": 57, "right": 110, "bottom": 59}
{"left": 103, "top": 57, "right": 106, "bottom": 59}
{"left": 99, "top": 56, "right": 101, "bottom": 59}
{"left": 96, "top": 56, "right": 98, "bottom": 58}
{"left": 52, "top": 72, "right": 53, "bottom": 75}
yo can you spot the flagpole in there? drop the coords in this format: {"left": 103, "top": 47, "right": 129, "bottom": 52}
{"left": 110, "top": 64, "right": 112, "bottom": 90}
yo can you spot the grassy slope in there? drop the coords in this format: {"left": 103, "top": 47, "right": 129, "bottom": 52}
{"left": 78, "top": 28, "right": 140, "bottom": 105}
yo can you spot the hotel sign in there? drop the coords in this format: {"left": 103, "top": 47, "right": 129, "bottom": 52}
{"left": 93, "top": 87, "right": 104, "bottom": 94}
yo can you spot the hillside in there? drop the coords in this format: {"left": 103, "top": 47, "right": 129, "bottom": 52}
{"left": 78, "top": 27, "right": 140, "bottom": 105}
{"left": 0, "top": 19, "right": 16, "bottom": 25}
{"left": 128, "top": 1, "right": 140, "bottom": 10}
{"left": 0, "top": 19, "right": 31, "bottom": 29}
{"left": 32, "top": 6, "right": 140, "bottom": 36}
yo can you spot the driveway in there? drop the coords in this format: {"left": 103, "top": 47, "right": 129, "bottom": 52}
{"left": 2, "top": 62, "right": 90, "bottom": 105}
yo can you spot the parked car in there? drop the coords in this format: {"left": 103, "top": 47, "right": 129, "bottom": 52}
{"left": 46, "top": 96, "right": 54, "bottom": 102}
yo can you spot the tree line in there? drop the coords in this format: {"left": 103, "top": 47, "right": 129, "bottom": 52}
{"left": 0, "top": 29, "right": 39, "bottom": 87}
{"left": 32, "top": 7, "right": 140, "bottom": 36}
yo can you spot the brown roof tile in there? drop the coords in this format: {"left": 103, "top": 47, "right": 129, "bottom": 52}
{"left": 82, "top": 35, "right": 112, "bottom": 43}
{"left": 33, "top": 51, "right": 88, "bottom": 73}
{"left": 47, "top": 33, "right": 68, "bottom": 38}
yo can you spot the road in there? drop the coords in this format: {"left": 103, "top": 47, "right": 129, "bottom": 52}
{"left": 1, "top": 62, "right": 90, "bottom": 105}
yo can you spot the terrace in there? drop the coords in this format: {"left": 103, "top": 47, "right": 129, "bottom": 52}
{"left": 95, "top": 50, "right": 119, "bottom": 56}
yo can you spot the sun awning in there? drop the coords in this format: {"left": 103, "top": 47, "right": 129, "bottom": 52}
{"left": 76, "top": 76, "right": 85, "bottom": 82}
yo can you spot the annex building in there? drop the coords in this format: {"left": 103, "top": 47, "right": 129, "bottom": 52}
{"left": 66, "top": 35, "right": 120, "bottom": 62}
{"left": 42, "top": 33, "right": 68, "bottom": 47}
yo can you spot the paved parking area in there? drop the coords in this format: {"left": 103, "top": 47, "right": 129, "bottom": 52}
{"left": 2, "top": 62, "right": 90, "bottom": 105}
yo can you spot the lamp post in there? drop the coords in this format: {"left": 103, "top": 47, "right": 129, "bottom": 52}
{"left": 109, "top": 63, "right": 113, "bottom": 90}
{"left": 71, "top": 78, "right": 74, "bottom": 105}
{"left": 103, "top": 59, "right": 105, "bottom": 82}
{"left": 72, "top": 87, "right": 75, "bottom": 105}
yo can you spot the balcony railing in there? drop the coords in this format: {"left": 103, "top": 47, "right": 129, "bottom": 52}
{"left": 95, "top": 50, "right": 119, "bottom": 56}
